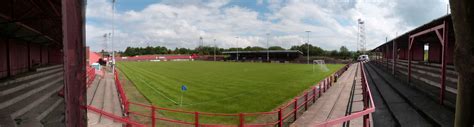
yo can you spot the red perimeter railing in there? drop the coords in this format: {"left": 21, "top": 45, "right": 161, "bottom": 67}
{"left": 314, "top": 62, "right": 375, "bottom": 127}
{"left": 90, "top": 63, "right": 369, "bottom": 127}
{"left": 86, "top": 67, "right": 96, "bottom": 88}
{"left": 112, "top": 63, "right": 354, "bottom": 127}
{"left": 86, "top": 105, "right": 144, "bottom": 126}
{"left": 114, "top": 69, "right": 130, "bottom": 117}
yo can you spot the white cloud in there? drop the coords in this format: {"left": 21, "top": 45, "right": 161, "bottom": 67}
{"left": 85, "top": 0, "right": 450, "bottom": 52}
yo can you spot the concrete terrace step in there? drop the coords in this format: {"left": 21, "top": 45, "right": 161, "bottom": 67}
{"left": 36, "top": 64, "right": 63, "bottom": 72}
{"left": 111, "top": 80, "right": 123, "bottom": 116}
{"left": 378, "top": 62, "right": 458, "bottom": 92}
{"left": 0, "top": 74, "right": 63, "bottom": 109}
{"left": 291, "top": 63, "right": 359, "bottom": 126}
{"left": 387, "top": 60, "right": 457, "bottom": 76}
{"left": 17, "top": 94, "right": 64, "bottom": 123}
{"left": 365, "top": 68, "right": 398, "bottom": 126}
{"left": 0, "top": 71, "right": 63, "bottom": 96}
{"left": 395, "top": 68, "right": 457, "bottom": 94}
{"left": 100, "top": 78, "right": 115, "bottom": 125}
{"left": 41, "top": 102, "right": 65, "bottom": 127}
{"left": 88, "top": 76, "right": 108, "bottom": 125}
{"left": 0, "top": 66, "right": 63, "bottom": 87}
{"left": 0, "top": 82, "right": 63, "bottom": 119}
{"left": 389, "top": 61, "right": 458, "bottom": 80}
{"left": 87, "top": 70, "right": 124, "bottom": 127}
{"left": 365, "top": 63, "right": 433, "bottom": 126}
{"left": 368, "top": 62, "right": 454, "bottom": 126}
{"left": 388, "top": 62, "right": 458, "bottom": 89}
{"left": 87, "top": 76, "right": 102, "bottom": 105}
{"left": 395, "top": 59, "right": 456, "bottom": 70}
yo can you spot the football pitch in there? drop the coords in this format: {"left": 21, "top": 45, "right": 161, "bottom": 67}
{"left": 118, "top": 61, "right": 343, "bottom": 123}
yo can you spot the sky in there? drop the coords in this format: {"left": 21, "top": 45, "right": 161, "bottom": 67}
{"left": 85, "top": 0, "right": 450, "bottom": 52}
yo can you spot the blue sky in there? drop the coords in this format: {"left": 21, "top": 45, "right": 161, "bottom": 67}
{"left": 86, "top": 0, "right": 449, "bottom": 52}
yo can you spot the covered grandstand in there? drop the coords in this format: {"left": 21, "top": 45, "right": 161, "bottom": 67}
{"left": 0, "top": 0, "right": 85, "bottom": 126}
{"left": 223, "top": 50, "right": 303, "bottom": 62}
{"left": 370, "top": 14, "right": 457, "bottom": 107}
{"left": 116, "top": 54, "right": 199, "bottom": 61}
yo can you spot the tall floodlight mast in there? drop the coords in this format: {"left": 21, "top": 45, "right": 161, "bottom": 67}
{"left": 305, "top": 31, "right": 311, "bottom": 64}
{"left": 103, "top": 33, "right": 108, "bottom": 58}
{"left": 198, "top": 36, "right": 203, "bottom": 53}
{"left": 358, "top": 19, "right": 366, "bottom": 54}
{"left": 266, "top": 33, "right": 270, "bottom": 62}
{"left": 199, "top": 36, "right": 204, "bottom": 47}
{"left": 111, "top": 0, "right": 116, "bottom": 72}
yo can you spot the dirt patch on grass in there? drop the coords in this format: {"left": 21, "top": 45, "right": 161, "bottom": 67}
{"left": 117, "top": 69, "right": 152, "bottom": 125}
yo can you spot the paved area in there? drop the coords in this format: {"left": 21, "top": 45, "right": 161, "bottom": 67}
{"left": 291, "top": 63, "right": 364, "bottom": 127}
{"left": 87, "top": 68, "right": 124, "bottom": 127}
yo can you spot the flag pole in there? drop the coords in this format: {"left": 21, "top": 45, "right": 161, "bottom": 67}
{"left": 180, "top": 90, "right": 184, "bottom": 107}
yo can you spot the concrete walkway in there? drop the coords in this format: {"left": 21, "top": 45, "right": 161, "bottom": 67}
{"left": 291, "top": 63, "right": 363, "bottom": 127}
{"left": 87, "top": 68, "right": 124, "bottom": 127}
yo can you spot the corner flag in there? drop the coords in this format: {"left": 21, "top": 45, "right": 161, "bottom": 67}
{"left": 180, "top": 85, "right": 187, "bottom": 107}
{"left": 181, "top": 85, "right": 187, "bottom": 91}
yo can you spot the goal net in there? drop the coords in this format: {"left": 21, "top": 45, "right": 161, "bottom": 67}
{"left": 313, "top": 60, "right": 329, "bottom": 72}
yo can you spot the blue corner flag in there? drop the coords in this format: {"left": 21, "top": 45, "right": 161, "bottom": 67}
{"left": 181, "top": 85, "right": 187, "bottom": 91}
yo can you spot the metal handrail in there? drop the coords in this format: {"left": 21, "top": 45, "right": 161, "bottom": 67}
{"left": 314, "top": 62, "right": 375, "bottom": 127}
{"left": 113, "top": 63, "right": 351, "bottom": 127}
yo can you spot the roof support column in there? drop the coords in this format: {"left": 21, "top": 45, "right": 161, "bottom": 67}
{"left": 63, "top": 0, "right": 86, "bottom": 126}
{"left": 386, "top": 45, "right": 389, "bottom": 70}
{"left": 408, "top": 37, "right": 413, "bottom": 84}
{"left": 6, "top": 38, "right": 11, "bottom": 77}
{"left": 39, "top": 45, "right": 42, "bottom": 65}
{"left": 440, "top": 21, "right": 448, "bottom": 105}
{"left": 392, "top": 41, "right": 397, "bottom": 75}
{"left": 27, "top": 42, "right": 30, "bottom": 70}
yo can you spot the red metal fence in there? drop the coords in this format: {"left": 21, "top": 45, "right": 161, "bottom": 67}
{"left": 314, "top": 62, "right": 375, "bottom": 127}
{"left": 114, "top": 69, "right": 130, "bottom": 116}
{"left": 87, "top": 63, "right": 376, "bottom": 127}
{"left": 111, "top": 64, "right": 360, "bottom": 127}
{"left": 86, "top": 67, "right": 96, "bottom": 88}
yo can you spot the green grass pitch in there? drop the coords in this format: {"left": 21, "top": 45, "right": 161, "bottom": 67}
{"left": 118, "top": 61, "right": 344, "bottom": 123}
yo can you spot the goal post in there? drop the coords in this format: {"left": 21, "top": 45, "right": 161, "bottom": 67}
{"left": 313, "top": 60, "right": 329, "bottom": 72}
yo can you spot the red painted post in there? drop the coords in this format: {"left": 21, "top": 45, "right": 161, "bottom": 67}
{"left": 318, "top": 83, "right": 322, "bottom": 97}
{"left": 364, "top": 114, "right": 369, "bottom": 127}
{"left": 278, "top": 108, "right": 283, "bottom": 127}
{"left": 304, "top": 92, "right": 308, "bottom": 110}
{"left": 195, "top": 112, "right": 199, "bottom": 127}
{"left": 327, "top": 77, "right": 330, "bottom": 88}
{"left": 323, "top": 79, "right": 326, "bottom": 92}
{"left": 408, "top": 38, "right": 412, "bottom": 83}
{"left": 151, "top": 106, "right": 156, "bottom": 127}
{"left": 386, "top": 45, "right": 389, "bottom": 71}
{"left": 329, "top": 75, "right": 333, "bottom": 87}
{"left": 440, "top": 21, "right": 448, "bottom": 105}
{"left": 331, "top": 76, "right": 333, "bottom": 87}
{"left": 312, "top": 87, "right": 317, "bottom": 103}
{"left": 239, "top": 113, "right": 244, "bottom": 127}
{"left": 326, "top": 78, "right": 329, "bottom": 90}
{"left": 393, "top": 40, "right": 397, "bottom": 75}
{"left": 331, "top": 75, "right": 333, "bottom": 86}
{"left": 294, "top": 98, "right": 298, "bottom": 121}
{"left": 329, "top": 76, "right": 332, "bottom": 87}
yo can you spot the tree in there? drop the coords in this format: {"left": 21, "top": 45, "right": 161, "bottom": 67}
{"left": 449, "top": 0, "right": 474, "bottom": 126}
{"left": 244, "top": 46, "right": 265, "bottom": 51}
{"left": 329, "top": 50, "right": 338, "bottom": 57}
{"left": 339, "top": 46, "right": 351, "bottom": 59}
{"left": 268, "top": 46, "right": 285, "bottom": 50}
{"left": 290, "top": 44, "right": 325, "bottom": 56}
